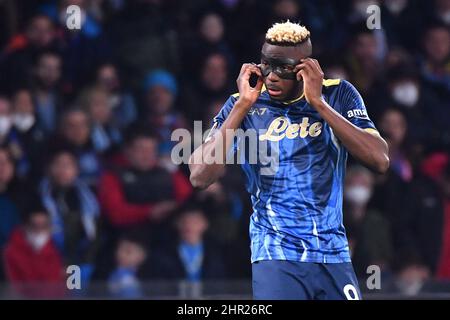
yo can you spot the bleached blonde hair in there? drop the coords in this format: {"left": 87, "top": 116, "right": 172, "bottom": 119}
{"left": 265, "top": 21, "right": 310, "bottom": 46}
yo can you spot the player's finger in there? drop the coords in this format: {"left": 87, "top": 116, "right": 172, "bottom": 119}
{"left": 293, "top": 63, "right": 303, "bottom": 73}
{"left": 298, "top": 62, "right": 314, "bottom": 76}
{"left": 239, "top": 63, "right": 254, "bottom": 76}
{"left": 305, "top": 58, "right": 323, "bottom": 77}
{"left": 299, "top": 69, "right": 308, "bottom": 82}
{"left": 240, "top": 63, "right": 252, "bottom": 72}
{"left": 250, "top": 65, "right": 263, "bottom": 77}
{"left": 311, "top": 58, "right": 324, "bottom": 75}
{"left": 295, "top": 63, "right": 309, "bottom": 81}
{"left": 296, "top": 62, "right": 314, "bottom": 72}
{"left": 301, "top": 60, "right": 320, "bottom": 78}
{"left": 239, "top": 64, "right": 254, "bottom": 80}
{"left": 253, "top": 76, "right": 264, "bottom": 92}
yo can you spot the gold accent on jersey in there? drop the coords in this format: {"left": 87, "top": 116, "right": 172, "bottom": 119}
{"left": 364, "top": 128, "right": 380, "bottom": 136}
{"left": 322, "top": 79, "right": 341, "bottom": 87}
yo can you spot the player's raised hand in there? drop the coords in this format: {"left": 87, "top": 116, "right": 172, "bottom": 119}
{"left": 236, "top": 63, "right": 264, "bottom": 107}
{"left": 294, "top": 58, "right": 324, "bottom": 106}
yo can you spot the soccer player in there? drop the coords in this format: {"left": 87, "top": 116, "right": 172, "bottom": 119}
{"left": 188, "top": 21, "right": 389, "bottom": 300}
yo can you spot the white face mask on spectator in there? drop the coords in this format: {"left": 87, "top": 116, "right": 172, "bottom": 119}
{"left": 0, "top": 116, "right": 12, "bottom": 136}
{"left": 13, "top": 114, "right": 35, "bottom": 132}
{"left": 26, "top": 231, "right": 51, "bottom": 252}
{"left": 392, "top": 82, "right": 419, "bottom": 107}
{"left": 345, "top": 186, "right": 372, "bottom": 205}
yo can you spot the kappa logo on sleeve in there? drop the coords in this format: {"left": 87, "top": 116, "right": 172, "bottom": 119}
{"left": 347, "top": 109, "right": 368, "bottom": 119}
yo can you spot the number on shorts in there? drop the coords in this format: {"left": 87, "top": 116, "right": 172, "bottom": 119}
{"left": 343, "top": 284, "right": 360, "bottom": 300}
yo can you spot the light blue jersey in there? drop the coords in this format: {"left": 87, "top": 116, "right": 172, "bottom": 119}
{"left": 213, "top": 79, "right": 378, "bottom": 263}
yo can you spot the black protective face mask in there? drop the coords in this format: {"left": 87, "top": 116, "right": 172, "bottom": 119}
{"left": 260, "top": 54, "right": 299, "bottom": 80}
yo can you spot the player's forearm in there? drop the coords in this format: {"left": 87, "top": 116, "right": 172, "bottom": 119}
{"left": 312, "top": 99, "right": 390, "bottom": 174}
{"left": 189, "top": 99, "right": 250, "bottom": 189}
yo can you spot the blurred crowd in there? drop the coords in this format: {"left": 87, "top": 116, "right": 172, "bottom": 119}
{"left": 0, "top": 0, "right": 448, "bottom": 298}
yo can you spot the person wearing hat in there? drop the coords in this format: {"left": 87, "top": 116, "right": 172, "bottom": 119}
{"left": 140, "top": 70, "right": 187, "bottom": 161}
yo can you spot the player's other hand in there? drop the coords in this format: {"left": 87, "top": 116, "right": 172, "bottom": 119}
{"left": 294, "top": 58, "right": 324, "bottom": 106}
{"left": 149, "top": 201, "right": 177, "bottom": 221}
{"left": 236, "top": 63, "right": 264, "bottom": 107}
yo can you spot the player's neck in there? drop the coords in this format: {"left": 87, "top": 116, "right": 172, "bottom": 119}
{"left": 282, "top": 88, "right": 305, "bottom": 104}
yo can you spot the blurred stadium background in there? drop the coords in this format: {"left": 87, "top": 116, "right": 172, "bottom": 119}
{"left": 0, "top": 0, "right": 449, "bottom": 299}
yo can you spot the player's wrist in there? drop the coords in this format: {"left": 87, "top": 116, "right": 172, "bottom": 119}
{"left": 309, "top": 96, "right": 326, "bottom": 109}
{"left": 235, "top": 97, "right": 254, "bottom": 110}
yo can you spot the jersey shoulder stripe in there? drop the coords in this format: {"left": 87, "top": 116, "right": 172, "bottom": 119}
{"left": 323, "top": 78, "right": 341, "bottom": 87}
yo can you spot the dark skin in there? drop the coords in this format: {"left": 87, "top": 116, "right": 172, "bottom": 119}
{"left": 260, "top": 41, "right": 311, "bottom": 101}
{"left": 189, "top": 40, "right": 389, "bottom": 189}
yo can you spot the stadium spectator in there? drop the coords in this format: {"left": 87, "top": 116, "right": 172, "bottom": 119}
{"left": 38, "top": 149, "right": 100, "bottom": 275}
{"left": 0, "top": 14, "right": 57, "bottom": 93}
{"left": 10, "top": 89, "right": 47, "bottom": 180}
{"left": 387, "top": 256, "right": 432, "bottom": 296}
{"left": 375, "top": 65, "right": 439, "bottom": 147}
{"left": 184, "top": 52, "right": 233, "bottom": 121}
{"left": 106, "top": 0, "right": 180, "bottom": 88}
{"left": 419, "top": 22, "right": 450, "bottom": 150}
{"left": 3, "top": 207, "right": 65, "bottom": 298}
{"left": 0, "top": 94, "right": 44, "bottom": 178}
{"left": 182, "top": 11, "right": 235, "bottom": 78}
{"left": 270, "top": 0, "right": 301, "bottom": 24}
{"left": 50, "top": 108, "right": 101, "bottom": 186}
{"left": 108, "top": 231, "right": 149, "bottom": 298}
{"left": 323, "top": 63, "right": 350, "bottom": 82}
{"left": 387, "top": 66, "right": 421, "bottom": 109}
{"left": 150, "top": 204, "right": 226, "bottom": 281}
{"left": 0, "top": 96, "right": 14, "bottom": 147}
{"left": 378, "top": 107, "right": 413, "bottom": 182}
{"left": 343, "top": 165, "right": 393, "bottom": 276}
{"left": 198, "top": 12, "right": 228, "bottom": 52}
{"left": 140, "top": 70, "right": 187, "bottom": 158}
{"left": 395, "top": 168, "right": 444, "bottom": 274}
{"left": 94, "top": 63, "right": 137, "bottom": 129}
{"left": 0, "top": 148, "right": 22, "bottom": 251}
{"left": 433, "top": 0, "right": 450, "bottom": 24}
{"left": 31, "top": 51, "right": 64, "bottom": 134}
{"left": 43, "top": 0, "right": 111, "bottom": 91}
{"left": 98, "top": 128, "right": 192, "bottom": 232}
{"left": 345, "top": 23, "right": 385, "bottom": 95}
{"left": 78, "top": 86, "right": 122, "bottom": 155}
{"left": 429, "top": 156, "right": 450, "bottom": 279}
{"left": 380, "top": 0, "right": 421, "bottom": 50}
{"left": 420, "top": 22, "right": 450, "bottom": 92}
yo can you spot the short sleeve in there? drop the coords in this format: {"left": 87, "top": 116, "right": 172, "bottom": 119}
{"left": 212, "top": 94, "right": 238, "bottom": 128}
{"left": 338, "top": 80, "right": 378, "bottom": 134}
{"left": 205, "top": 94, "right": 238, "bottom": 143}
{"left": 205, "top": 94, "right": 242, "bottom": 158}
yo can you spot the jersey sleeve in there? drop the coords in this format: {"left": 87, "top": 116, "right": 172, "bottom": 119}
{"left": 204, "top": 94, "right": 242, "bottom": 159}
{"left": 205, "top": 94, "right": 239, "bottom": 142}
{"left": 212, "top": 94, "right": 238, "bottom": 127}
{"left": 337, "top": 80, "right": 378, "bottom": 134}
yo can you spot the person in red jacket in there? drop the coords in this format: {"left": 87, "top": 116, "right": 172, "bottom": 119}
{"left": 98, "top": 127, "right": 192, "bottom": 229}
{"left": 3, "top": 207, "right": 65, "bottom": 298}
{"left": 433, "top": 155, "right": 450, "bottom": 279}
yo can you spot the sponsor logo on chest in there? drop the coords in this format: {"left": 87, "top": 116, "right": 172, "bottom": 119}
{"left": 259, "top": 116, "right": 323, "bottom": 142}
